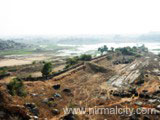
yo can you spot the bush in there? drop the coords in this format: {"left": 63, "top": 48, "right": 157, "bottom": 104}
{"left": 115, "top": 47, "right": 135, "bottom": 56}
{"left": 79, "top": 54, "right": 92, "bottom": 61}
{"left": 41, "top": 62, "right": 52, "bottom": 77}
{"left": 66, "top": 57, "right": 79, "bottom": 65}
{"left": 7, "top": 78, "right": 27, "bottom": 97}
{"left": 135, "top": 54, "right": 142, "bottom": 58}
{"left": 32, "top": 61, "right": 36, "bottom": 64}
{"left": 0, "top": 67, "right": 7, "bottom": 75}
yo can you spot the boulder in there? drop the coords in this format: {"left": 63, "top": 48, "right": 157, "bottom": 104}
{"left": 52, "top": 109, "right": 60, "bottom": 116}
{"left": 156, "top": 105, "right": 160, "bottom": 110}
{"left": 148, "top": 99, "right": 157, "bottom": 104}
{"left": 63, "top": 88, "right": 71, "bottom": 93}
{"left": 53, "top": 93, "right": 62, "bottom": 98}
{"left": 135, "top": 101, "right": 143, "bottom": 106}
{"left": 24, "top": 103, "right": 39, "bottom": 116}
{"left": 42, "top": 98, "right": 49, "bottom": 104}
{"left": 53, "top": 84, "right": 61, "bottom": 90}
{"left": 24, "top": 103, "right": 36, "bottom": 109}
{"left": 62, "top": 113, "right": 76, "bottom": 120}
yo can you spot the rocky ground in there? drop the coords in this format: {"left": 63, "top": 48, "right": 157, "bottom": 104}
{"left": 0, "top": 53, "right": 160, "bottom": 120}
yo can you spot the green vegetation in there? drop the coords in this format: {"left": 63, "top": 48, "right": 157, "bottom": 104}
{"left": 65, "top": 54, "right": 92, "bottom": 69}
{"left": 66, "top": 56, "right": 79, "bottom": 66}
{"left": 0, "top": 49, "right": 33, "bottom": 56}
{"left": 0, "top": 67, "right": 7, "bottom": 75}
{"left": 115, "top": 47, "right": 135, "bottom": 55}
{"left": 98, "top": 45, "right": 108, "bottom": 55}
{"left": 111, "top": 47, "right": 114, "bottom": 52}
{"left": 79, "top": 54, "right": 92, "bottom": 61}
{"left": 115, "top": 45, "right": 148, "bottom": 56}
{"left": 32, "top": 61, "right": 36, "bottom": 65}
{"left": 7, "top": 78, "right": 27, "bottom": 97}
{"left": 41, "top": 62, "right": 52, "bottom": 77}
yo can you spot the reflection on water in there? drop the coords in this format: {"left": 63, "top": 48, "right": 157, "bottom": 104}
{"left": 57, "top": 42, "right": 160, "bottom": 56}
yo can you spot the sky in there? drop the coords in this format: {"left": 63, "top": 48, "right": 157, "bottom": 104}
{"left": 0, "top": 0, "right": 160, "bottom": 36}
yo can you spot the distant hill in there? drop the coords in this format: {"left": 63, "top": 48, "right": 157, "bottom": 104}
{"left": 0, "top": 40, "right": 29, "bottom": 50}
{"left": 57, "top": 33, "right": 160, "bottom": 45}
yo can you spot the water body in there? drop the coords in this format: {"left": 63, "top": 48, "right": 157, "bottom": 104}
{"left": 57, "top": 42, "right": 160, "bottom": 56}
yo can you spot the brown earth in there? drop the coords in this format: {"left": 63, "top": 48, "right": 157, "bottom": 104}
{"left": 0, "top": 53, "right": 160, "bottom": 120}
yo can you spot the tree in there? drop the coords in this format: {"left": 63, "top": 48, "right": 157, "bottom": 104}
{"left": 98, "top": 45, "right": 108, "bottom": 55}
{"left": 98, "top": 48, "right": 104, "bottom": 55}
{"left": 41, "top": 62, "right": 52, "bottom": 78}
{"left": 111, "top": 47, "right": 114, "bottom": 52}
{"left": 103, "top": 45, "right": 108, "bottom": 52}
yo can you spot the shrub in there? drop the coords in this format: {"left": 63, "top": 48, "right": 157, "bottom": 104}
{"left": 41, "top": 62, "right": 52, "bottom": 77}
{"left": 79, "top": 54, "right": 92, "bottom": 61}
{"left": 0, "top": 67, "right": 7, "bottom": 75}
{"left": 115, "top": 47, "right": 135, "bottom": 56}
{"left": 66, "top": 57, "right": 79, "bottom": 65}
{"left": 135, "top": 54, "right": 142, "bottom": 58}
{"left": 7, "top": 78, "right": 27, "bottom": 97}
{"left": 32, "top": 61, "right": 36, "bottom": 64}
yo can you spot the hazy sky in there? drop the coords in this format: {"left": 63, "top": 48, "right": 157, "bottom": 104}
{"left": 0, "top": 0, "right": 160, "bottom": 36}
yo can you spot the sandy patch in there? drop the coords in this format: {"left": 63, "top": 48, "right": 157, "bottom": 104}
{"left": 0, "top": 55, "right": 50, "bottom": 67}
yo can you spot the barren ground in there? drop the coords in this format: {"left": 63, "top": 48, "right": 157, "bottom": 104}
{"left": 0, "top": 53, "right": 160, "bottom": 120}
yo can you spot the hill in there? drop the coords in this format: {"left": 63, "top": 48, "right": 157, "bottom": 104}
{"left": 0, "top": 40, "right": 28, "bottom": 51}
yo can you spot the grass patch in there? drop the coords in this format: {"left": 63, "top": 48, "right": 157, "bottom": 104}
{"left": 0, "top": 49, "right": 33, "bottom": 56}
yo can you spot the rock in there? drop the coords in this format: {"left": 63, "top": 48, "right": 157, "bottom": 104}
{"left": 153, "top": 90, "right": 160, "bottom": 95}
{"left": 52, "top": 109, "right": 60, "bottom": 115}
{"left": 31, "top": 93, "right": 38, "bottom": 97}
{"left": 145, "top": 74, "right": 149, "bottom": 77}
{"left": 143, "top": 116, "right": 150, "bottom": 120}
{"left": 42, "top": 98, "right": 49, "bottom": 103}
{"left": 156, "top": 105, "right": 160, "bottom": 110}
{"left": 53, "top": 84, "right": 61, "bottom": 90}
{"left": 113, "top": 90, "right": 132, "bottom": 98}
{"left": 48, "top": 102, "right": 57, "bottom": 107}
{"left": 136, "top": 79, "right": 144, "bottom": 85}
{"left": 31, "top": 107, "right": 39, "bottom": 116}
{"left": 62, "top": 113, "right": 76, "bottom": 120}
{"left": 135, "top": 101, "right": 143, "bottom": 106}
{"left": 48, "top": 97, "right": 54, "bottom": 101}
{"left": 24, "top": 103, "right": 36, "bottom": 109}
{"left": 30, "top": 116, "right": 38, "bottom": 120}
{"left": 142, "top": 90, "right": 148, "bottom": 93}
{"left": 24, "top": 103, "right": 39, "bottom": 116}
{"left": 148, "top": 99, "right": 157, "bottom": 104}
{"left": 63, "top": 88, "right": 71, "bottom": 93}
{"left": 53, "top": 93, "right": 62, "bottom": 98}
{"left": 139, "top": 93, "right": 150, "bottom": 99}
{"left": 128, "top": 88, "right": 136, "bottom": 94}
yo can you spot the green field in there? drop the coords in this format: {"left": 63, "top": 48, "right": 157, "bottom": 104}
{"left": 0, "top": 49, "right": 33, "bottom": 56}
